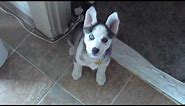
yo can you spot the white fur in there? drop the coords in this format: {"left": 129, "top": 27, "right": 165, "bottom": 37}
{"left": 71, "top": 6, "right": 120, "bottom": 86}
{"left": 72, "top": 38, "right": 110, "bottom": 85}
{"left": 83, "top": 6, "right": 97, "bottom": 28}
{"left": 84, "top": 25, "right": 112, "bottom": 59}
{"left": 106, "top": 12, "right": 120, "bottom": 35}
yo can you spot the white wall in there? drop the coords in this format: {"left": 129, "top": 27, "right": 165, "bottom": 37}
{"left": 10, "top": 1, "right": 32, "bottom": 18}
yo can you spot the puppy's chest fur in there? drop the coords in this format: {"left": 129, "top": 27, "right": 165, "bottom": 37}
{"left": 76, "top": 38, "right": 110, "bottom": 70}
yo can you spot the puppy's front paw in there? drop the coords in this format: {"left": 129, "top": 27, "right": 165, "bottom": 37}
{"left": 72, "top": 70, "right": 81, "bottom": 80}
{"left": 96, "top": 73, "right": 106, "bottom": 86}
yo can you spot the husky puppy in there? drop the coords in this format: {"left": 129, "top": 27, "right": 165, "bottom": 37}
{"left": 68, "top": 6, "right": 120, "bottom": 85}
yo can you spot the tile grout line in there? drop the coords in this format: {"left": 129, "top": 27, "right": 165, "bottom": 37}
{"left": 11, "top": 29, "right": 50, "bottom": 78}
{"left": 1, "top": 10, "right": 84, "bottom": 104}
{"left": 12, "top": 26, "right": 84, "bottom": 104}
{"left": 2, "top": 40, "right": 14, "bottom": 58}
{"left": 37, "top": 63, "right": 74, "bottom": 105}
{"left": 8, "top": 49, "right": 15, "bottom": 58}
{"left": 50, "top": 63, "right": 85, "bottom": 105}
{"left": 36, "top": 81, "right": 57, "bottom": 105}
{"left": 38, "top": 63, "right": 85, "bottom": 105}
{"left": 57, "top": 82, "right": 86, "bottom": 105}
{"left": 14, "top": 30, "right": 33, "bottom": 51}
{"left": 9, "top": 35, "right": 30, "bottom": 56}
{"left": 5, "top": 29, "right": 34, "bottom": 58}
{"left": 1, "top": 7, "right": 33, "bottom": 58}
{"left": 13, "top": 28, "right": 84, "bottom": 104}
{"left": 15, "top": 50, "right": 56, "bottom": 83}
{"left": 5, "top": 12, "right": 57, "bottom": 101}
{"left": 110, "top": 74, "right": 133, "bottom": 105}
{"left": 14, "top": 51, "right": 60, "bottom": 104}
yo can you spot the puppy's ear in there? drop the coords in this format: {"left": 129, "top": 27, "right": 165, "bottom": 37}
{"left": 106, "top": 12, "right": 120, "bottom": 35}
{"left": 83, "top": 6, "right": 97, "bottom": 27}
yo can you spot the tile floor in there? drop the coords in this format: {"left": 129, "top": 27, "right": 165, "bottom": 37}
{"left": 0, "top": 10, "right": 176, "bottom": 105}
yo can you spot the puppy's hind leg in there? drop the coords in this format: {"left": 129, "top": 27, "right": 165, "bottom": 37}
{"left": 72, "top": 61, "right": 82, "bottom": 80}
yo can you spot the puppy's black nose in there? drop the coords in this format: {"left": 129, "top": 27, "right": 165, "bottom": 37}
{"left": 92, "top": 47, "right": 99, "bottom": 54}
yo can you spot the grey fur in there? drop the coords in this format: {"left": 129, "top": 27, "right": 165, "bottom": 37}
{"left": 67, "top": 6, "right": 119, "bottom": 85}
{"left": 68, "top": 22, "right": 112, "bottom": 62}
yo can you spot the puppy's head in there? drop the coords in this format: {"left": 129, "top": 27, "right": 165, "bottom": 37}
{"left": 83, "top": 6, "right": 120, "bottom": 59}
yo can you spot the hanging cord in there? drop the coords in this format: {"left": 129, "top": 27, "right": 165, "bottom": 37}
{"left": 0, "top": 6, "right": 84, "bottom": 44}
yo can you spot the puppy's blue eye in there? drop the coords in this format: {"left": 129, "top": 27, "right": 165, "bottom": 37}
{"left": 102, "top": 38, "right": 108, "bottom": 43}
{"left": 89, "top": 34, "right": 94, "bottom": 40}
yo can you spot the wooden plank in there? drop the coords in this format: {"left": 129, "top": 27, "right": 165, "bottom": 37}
{"left": 112, "top": 38, "right": 185, "bottom": 105}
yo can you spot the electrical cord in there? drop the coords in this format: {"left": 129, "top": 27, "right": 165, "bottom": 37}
{"left": 0, "top": 6, "right": 84, "bottom": 44}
